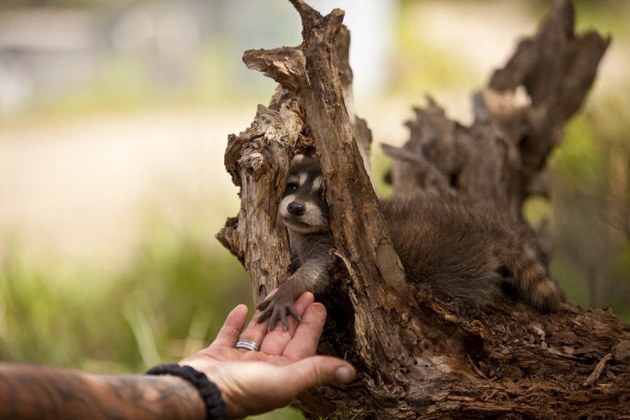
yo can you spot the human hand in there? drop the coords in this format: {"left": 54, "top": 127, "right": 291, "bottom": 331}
{"left": 179, "top": 292, "right": 356, "bottom": 419}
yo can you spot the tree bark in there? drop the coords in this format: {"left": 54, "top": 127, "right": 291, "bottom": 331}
{"left": 218, "top": 0, "right": 630, "bottom": 418}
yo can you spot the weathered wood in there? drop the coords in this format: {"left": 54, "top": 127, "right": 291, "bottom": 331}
{"left": 216, "top": 99, "right": 302, "bottom": 303}
{"left": 241, "top": 1, "right": 420, "bottom": 390}
{"left": 218, "top": 0, "right": 630, "bottom": 418}
{"left": 385, "top": 0, "right": 610, "bottom": 226}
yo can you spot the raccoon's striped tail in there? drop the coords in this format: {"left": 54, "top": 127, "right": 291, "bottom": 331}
{"left": 502, "top": 242, "right": 564, "bottom": 312}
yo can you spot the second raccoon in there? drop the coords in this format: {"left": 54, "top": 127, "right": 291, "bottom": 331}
{"left": 257, "top": 155, "right": 564, "bottom": 329}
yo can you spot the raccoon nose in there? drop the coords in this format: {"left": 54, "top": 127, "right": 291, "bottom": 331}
{"left": 287, "top": 202, "right": 305, "bottom": 216}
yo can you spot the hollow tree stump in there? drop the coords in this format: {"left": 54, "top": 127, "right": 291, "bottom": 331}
{"left": 217, "top": 1, "right": 630, "bottom": 418}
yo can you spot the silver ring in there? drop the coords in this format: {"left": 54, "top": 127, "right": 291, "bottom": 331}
{"left": 235, "top": 339, "right": 260, "bottom": 352}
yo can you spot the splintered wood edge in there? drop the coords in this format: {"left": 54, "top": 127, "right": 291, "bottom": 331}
{"left": 242, "top": 48, "right": 309, "bottom": 93}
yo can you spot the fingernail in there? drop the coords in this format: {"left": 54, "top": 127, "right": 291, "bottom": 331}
{"left": 334, "top": 365, "right": 356, "bottom": 384}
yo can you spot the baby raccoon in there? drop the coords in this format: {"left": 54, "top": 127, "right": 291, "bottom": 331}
{"left": 257, "top": 155, "right": 334, "bottom": 329}
{"left": 257, "top": 155, "right": 564, "bottom": 330}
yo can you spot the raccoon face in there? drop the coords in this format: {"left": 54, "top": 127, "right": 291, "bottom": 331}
{"left": 279, "top": 155, "right": 329, "bottom": 234}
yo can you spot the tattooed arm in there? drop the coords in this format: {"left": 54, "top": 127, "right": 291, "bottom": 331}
{"left": 0, "top": 364, "right": 205, "bottom": 420}
{"left": 0, "top": 294, "right": 356, "bottom": 420}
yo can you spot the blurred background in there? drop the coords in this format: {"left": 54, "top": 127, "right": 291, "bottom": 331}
{"left": 0, "top": 0, "right": 628, "bottom": 418}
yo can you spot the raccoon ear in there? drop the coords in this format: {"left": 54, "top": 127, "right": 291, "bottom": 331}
{"left": 291, "top": 154, "right": 306, "bottom": 165}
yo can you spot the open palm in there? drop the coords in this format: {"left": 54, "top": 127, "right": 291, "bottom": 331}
{"left": 179, "top": 292, "right": 355, "bottom": 419}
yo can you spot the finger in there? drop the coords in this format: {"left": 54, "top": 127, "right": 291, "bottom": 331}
{"left": 283, "top": 356, "right": 357, "bottom": 390}
{"left": 282, "top": 302, "right": 327, "bottom": 361}
{"left": 259, "top": 292, "right": 314, "bottom": 355}
{"left": 212, "top": 357, "right": 355, "bottom": 419}
{"left": 208, "top": 304, "right": 249, "bottom": 349}
{"left": 237, "top": 290, "right": 280, "bottom": 349}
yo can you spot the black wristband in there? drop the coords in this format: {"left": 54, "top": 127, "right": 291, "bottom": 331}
{"left": 146, "top": 363, "right": 226, "bottom": 420}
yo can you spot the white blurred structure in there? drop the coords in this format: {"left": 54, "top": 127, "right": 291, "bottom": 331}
{"left": 310, "top": 0, "right": 398, "bottom": 98}
{"left": 0, "top": 9, "right": 105, "bottom": 115}
{"left": 0, "top": 2, "right": 209, "bottom": 115}
{"left": 226, "top": 0, "right": 398, "bottom": 98}
{"left": 0, "top": 0, "right": 399, "bottom": 115}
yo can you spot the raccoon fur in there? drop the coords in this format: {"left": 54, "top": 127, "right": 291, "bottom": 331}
{"left": 257, "top": 155, "right": 564, "bottom": 329}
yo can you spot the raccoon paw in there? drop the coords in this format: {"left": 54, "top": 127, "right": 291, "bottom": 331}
{"left": 256, "top": 292, "right": 302, "bottom": 331}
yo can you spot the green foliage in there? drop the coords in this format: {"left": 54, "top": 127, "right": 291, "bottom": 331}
{"left": 0, "top": 220, "right": 250, "bottom": 372}
{"left": 371, "top": 148, "right": 393, "bottom": 198}
{"left": 113, "top": 222, "right": 251, "bottom": 369}
{"left": 0, "top": 247, "right": 134, "bottom": 369}
{"left": 548, "top": 92, "right": 630, "bottom": 320}
{"left": 393, "top": 16, "right": 477, "bottom": 97}
{"left": 0, "top": 219, "right": 305, "bottom": 419}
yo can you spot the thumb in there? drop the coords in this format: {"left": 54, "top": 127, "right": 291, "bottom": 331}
{"left": 286, "top": 356, "right": 356, "bottom": 391}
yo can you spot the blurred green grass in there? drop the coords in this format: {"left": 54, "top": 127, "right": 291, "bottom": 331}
{"left": 548, "top": 92, "right": 630, "bottom": 322}
{"left": 0, "top": 219, "right": 250, "bottom": 371}
{"left": 0, "top": 216, "right": 303, "bottom": 420}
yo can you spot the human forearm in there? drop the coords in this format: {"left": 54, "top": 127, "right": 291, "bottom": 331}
{"left": 0, "top": 363, "right": 205, "bottom": 420}
{"left": 0, "top": 299, "right": 356, "bottom": 420}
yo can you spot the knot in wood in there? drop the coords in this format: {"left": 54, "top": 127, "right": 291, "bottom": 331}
{"left": 239, "top": 152, "right": 269, "bottom": 180}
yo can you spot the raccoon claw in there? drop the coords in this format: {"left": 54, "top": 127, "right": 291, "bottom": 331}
{"left": 257, "top": 299, "right": 271, "bottom": 312}
{"left": 256, "top": 295, "right": 301, "bottom": 331}
{"left": 270, "top": 311, "right": 290, "bottom": 332}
